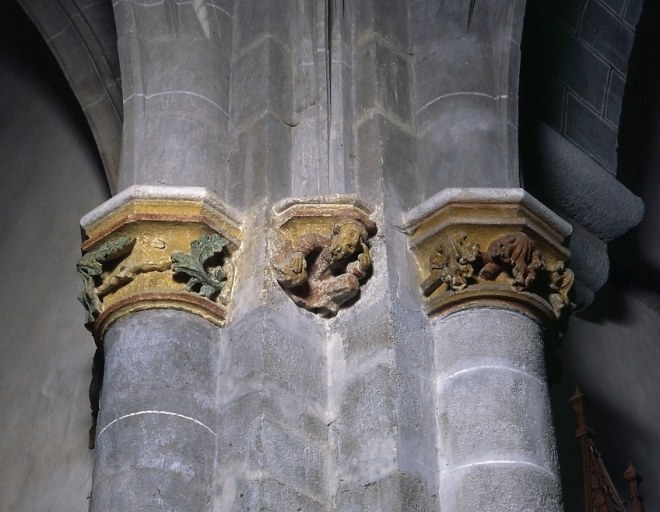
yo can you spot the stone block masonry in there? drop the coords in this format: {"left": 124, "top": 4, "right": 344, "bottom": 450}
{"left": 522, "top": 0, "right": 644, "bottom": 175}
{"left": 69, "top": 0, "right": 642, "bottom": 510}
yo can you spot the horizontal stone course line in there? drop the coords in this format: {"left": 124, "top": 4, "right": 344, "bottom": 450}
{"left": 355, "top": 30, "right": 410, "bottom": 59}
{"left": 83, "top": 90, "right": 110, "bottom": 110}
{"left": 416, "top": 92, "right": 508, "bottom": 116}
{"left": 576, "top": 38, "right": 630, "bottom": 78}
{"left": 354, "top": 109, "right": 416, "bottom": 136}
{"left": 46, "top": 22, "right": 72, "bottom": 42}
{"left": 208, "top": 2, "right": 233, "bottom": 18}
{"left": 233, "top": 33, "right": 292, "bottom": 62}
{"left": 97, "top": 410, "right": 216, "bottom": 438}
{"left": 240, "top": 470, "right": 327, "bottom": 506}
{"left": 296, "top": 61, "right": 316, "bottom": 70}
{"left": 124, "top": 91, "right": 229, "bottom": 117}
{"left": 260, "top": 416, "right": 327, "bottom": 447}
{"left": 438, "top": 365, "right": 545, "bottom": 388}
{"left": 80, "top": 0, "right": 106, "bottom": 12}
{"left": 441, "top": 459, "right": 558, "bottom": 479}
{"left": 589, "top": 0, "right": 636, "bottom": 30}
{"left": 231, "top": 109, "right": 294, "bottom": 136}
{"left": 330, "top": 59, "right": 351, "bottom": 69}
{"left": 563, "top": 86, "right": 619, "bottom": 132}
{"left": 113, "top": 0, "right": 164, "bottom": 7}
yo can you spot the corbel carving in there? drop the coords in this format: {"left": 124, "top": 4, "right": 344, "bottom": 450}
{"left": 271, "top": 197, "right": 376, "bottom": 317}
{"left": 77, "top": 187, "right": 241, "bottom": 339}
{"left": 402, "top": 190, "right": 574, "bottom": 323}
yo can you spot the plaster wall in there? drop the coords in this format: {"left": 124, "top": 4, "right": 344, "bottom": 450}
{"left": 0, "top": 22, "right": 108, "bottom": 511}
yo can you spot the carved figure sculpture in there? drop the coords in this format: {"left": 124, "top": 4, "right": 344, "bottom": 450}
{"left": 479, "top": 232, "right": 544, "bottom": 290}
{"left": 273, "top": 220, "right": 374, "bottom": 317}
{"left": 547, "top": 260, "right": 575, "bottom": 317}
{"left": 421, "top": 232, "right": 479, "bottom": 296}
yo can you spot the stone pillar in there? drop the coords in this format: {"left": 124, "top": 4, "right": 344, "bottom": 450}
{"left": 78, "top": 187, "right": 241, "bottom": 510}
{"left": 403, "top": 189, "right": 573, "bottom": 511}
{"left": 77, "top": 2, "right": 240, "bottom": 508}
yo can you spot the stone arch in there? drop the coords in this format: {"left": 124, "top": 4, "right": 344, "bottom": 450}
{"left": 17, "top": 0, "right": 122, "bottom": 193}
{"left": 519, "top": 0, "right": 646, "bottom": 308}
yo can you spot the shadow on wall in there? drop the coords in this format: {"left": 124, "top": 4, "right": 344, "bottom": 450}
{"left": 611, "top": 0, "right": 660, "bottom": 299}
{"left": 0, "top": 0, "right": 107, "bottom": 193}
{"left": 551, "top": 1, "right": 660, "bottom": 505}
{"left": 0, "top": 3, "right": 110, "bottom": 511}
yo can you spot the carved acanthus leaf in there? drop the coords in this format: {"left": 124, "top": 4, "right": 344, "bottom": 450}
{"left": 171, "top": 234, "right": 229, "bottom": 300}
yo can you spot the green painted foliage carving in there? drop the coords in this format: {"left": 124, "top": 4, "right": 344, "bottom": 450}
{"left": 171, "top": 234, "right": 229, "bottom": 300}
{"left": 76, "top": 236, "right": 136, "bottom": 325}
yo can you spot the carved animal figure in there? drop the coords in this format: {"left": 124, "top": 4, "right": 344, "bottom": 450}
{"left": 273, "top": 219, "right": 374, "bottom": 317}
{"left": 479, "top": 232, "right": 544, "bottom": 290}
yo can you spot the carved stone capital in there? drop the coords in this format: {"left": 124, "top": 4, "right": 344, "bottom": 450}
{"left": 270, "top": 196, "right": 377, "bottom": 317}
{"left": 401, "top": 189, "right": 574, "bottom": 324}
{"left": 78, "top": 186, "right": 241, "bottom": 339}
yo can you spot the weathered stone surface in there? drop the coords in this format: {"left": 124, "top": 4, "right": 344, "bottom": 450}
{"left": 235, "top": 0, "right": 291, "bottom": 52}
{"left": 435, "top": 308, "right": 547, "bottom": 381}
{"left": 440, "top": 464, "right": 563, "bottom": 512}
{"left": 356, "top": 40, "right": 413, "bottom": 125}
{"left": 231, "top": 39, "right": 292, "bottom": 125}
{"left": 432, "top": 308, "right": 561, "bottom": 510}
{"left": 417, "top": 94, "right": 508, "bottom": 192}
{"left": 565, "top": 93, "right": 619, "bottom": 172}
{"left": 92, "top": 415, "right": 216, "bottom": 511}
{"left": 8, "top": 0, "right": 655, "bottom": 510}
{"left": 250, "top": 114, "right": 293, "bottom": 202}
{"left": 581, "top": 1, "right": 634, "bottom": 73}
{"left": 91, "top": 310, "right": 220, "bottom": 510}
{"left": 335, "top": 472, "right": 439, "bottom": 512}
{"left": 354, "top": 0, "right": 410, "bottom": 51}
{"left": 529, "top": 122, "right": 644, "bottom": 242}
{"left": 99, "top": 312, "right": 220, "bottom": 428}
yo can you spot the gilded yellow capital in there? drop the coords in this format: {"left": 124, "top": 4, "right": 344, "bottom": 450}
{"left": 77, "top": 187, "right": 241, "bottom": 339}
{"left": 403, "top": 191, "right": 573, "bottom": 324}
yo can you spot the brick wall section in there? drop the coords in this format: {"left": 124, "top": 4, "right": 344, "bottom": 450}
{"left": 522, "top": 0, "right": 643, "bottom": 174}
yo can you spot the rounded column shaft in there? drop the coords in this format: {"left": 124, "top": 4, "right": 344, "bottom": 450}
{"left": 91, "top": 310, "right": 220, "bottom": 511}
{"left": 433, "top": 308, "right": 562, "bottom": 511}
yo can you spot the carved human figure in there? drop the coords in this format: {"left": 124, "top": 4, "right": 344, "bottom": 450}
{"left": 547, "top": 260, "right": 575, "bottom": 317}
{"left": 479, "top": 232, "right": 544, "bottom": 290}
{"left": 273, "top": 219, "right": 375, "bottom": 316}
{"left": 421, "top": 231, "right": 479, "bottom": 296}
